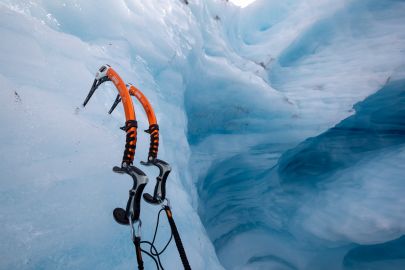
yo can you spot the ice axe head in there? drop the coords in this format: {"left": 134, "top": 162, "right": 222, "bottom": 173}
{"left": 82, "top": 64, "right": 111, "bottom": 107}
{"left": 95, "top": 64, "right": 110, "bottom": 80}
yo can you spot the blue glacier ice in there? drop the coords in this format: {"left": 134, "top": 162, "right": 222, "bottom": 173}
{"left": 0, "top": 0, "right": 405, "bottom": 269}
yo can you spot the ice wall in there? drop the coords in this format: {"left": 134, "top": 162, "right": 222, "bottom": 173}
{"left": 1, "top": 0, "right": 405, "bottom": 269}
{"left": 192, "top": 0, "right": 405, "bottom": 269}
{"left": 196, "top": 75, "right": 405, "bottom": 270}
{"left": 0, "top": 0, "right": 223, "bottom": 269}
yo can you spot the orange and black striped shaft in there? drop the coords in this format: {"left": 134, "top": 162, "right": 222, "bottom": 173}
{"left": 106, "top": 69, "right": 138, "bottom": 166}
{"left": 128, "top": 84, "right": 159, "bottom": 162}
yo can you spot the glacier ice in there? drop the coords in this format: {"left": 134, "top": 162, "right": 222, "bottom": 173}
{"left": 0, "top": 1, "right": 221, "bottom": 269}
{"left": 1, "top": 0, "right": 405, "bottom": 269}
{"left": 192, "top": 0, "right": 405, "bottom": 269}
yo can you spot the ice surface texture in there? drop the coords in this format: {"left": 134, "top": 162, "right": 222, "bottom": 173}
{"left": 0, "top": 0, "right": 221, "bottom": 269}
{"left": 192, "top": 0, "right": 405, "bottom": 270}
{"left": 1, "top": 0, "right": 405, "bottom": 269}
{"left": 197, "top": 75, "right": 405, "bottom": 270}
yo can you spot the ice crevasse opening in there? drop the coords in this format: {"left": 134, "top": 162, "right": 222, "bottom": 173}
{"left": 1, "top": 0, "right": 405, "bottom": 269}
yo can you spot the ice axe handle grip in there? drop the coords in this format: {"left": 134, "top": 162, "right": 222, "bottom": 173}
{"left": 127, "top": 182, "right": 147, "bottom": 221}
{"left": 113, "top": 166, "right": 148, "bottom": 223}
{"left": 141, "top": 159, "right": 171, "bottom": 204}
{"left": 125, "top": 166, "right": 148, "bottom": 221}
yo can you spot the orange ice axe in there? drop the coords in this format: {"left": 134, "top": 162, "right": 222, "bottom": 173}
{"left": 107, "top": 80, "right": 191, "bottom": 269}
{"left": 82, "top": 65, "right": 148, "bottom": 225}
{"left": 108, "top": 83, "right": 172, "bottom": 205}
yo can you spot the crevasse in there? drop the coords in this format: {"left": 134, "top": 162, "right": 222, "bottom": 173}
{"left": 0, "top": 0, "right": 405, "bottom": 269}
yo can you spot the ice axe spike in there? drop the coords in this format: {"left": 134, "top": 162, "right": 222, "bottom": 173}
{"left": 83, "top": 79, "right": 98, "bottom": 107}
{"left": 108, "top": 94, "right": 122, "bottom": 114}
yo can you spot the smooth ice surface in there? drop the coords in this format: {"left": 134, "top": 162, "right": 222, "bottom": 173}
{"left": 1, "top": 0, "right": 405, "bottom": 269}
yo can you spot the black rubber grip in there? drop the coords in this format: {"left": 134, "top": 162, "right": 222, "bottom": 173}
{"left": 146, "top": 124, "right": 159, "bottom": 161}
{"left": 130, "top": 183, "right": 146, "bottom": 221}
{"left": 159, "top": 170, "right": 170, "bottom": 201}
{"left": 122, "top": 120, "right": 138, "bottom": 166}
{"left": 164, "top": 206, "right": 191, "bottom": 270}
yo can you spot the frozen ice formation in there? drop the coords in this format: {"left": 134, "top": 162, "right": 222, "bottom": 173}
{"left": 0, "top": 0, "right": 404, "bottom": 269}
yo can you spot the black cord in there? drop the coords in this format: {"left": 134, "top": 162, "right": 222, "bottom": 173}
{"left": 139, "top": 207, "right": 173, "bottom": 270}
{"left": 141, "top": 241, "right": 164, "bottom": 270}
{"left": 150, "top": 208, "right": 173, "bottom": 256}
{"left": 139, "top": 246, "right": 159, "bottom": 270}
